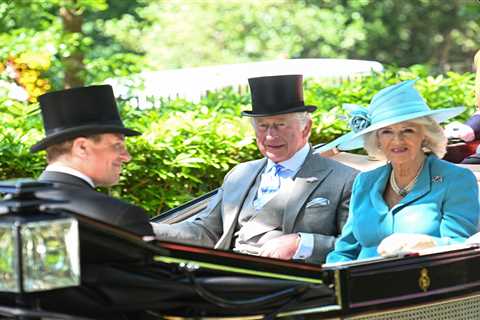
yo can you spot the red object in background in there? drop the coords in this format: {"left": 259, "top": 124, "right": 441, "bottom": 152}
{"left": 444, "top": 140, "right": 480, "bottom": 163}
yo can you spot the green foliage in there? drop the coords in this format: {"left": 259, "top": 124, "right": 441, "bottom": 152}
{"left": 117, "top": 109, "right": 258, "bottom": 213}
{"left": 0, "top": 66, "right": 476, "bottom": 215}
{"left": 0, "top": 0, "right": 147, "bottom": 90}
{"left": 0, "top": 97, "right": 45, "bottom": 180}
{"left": 109, "top": 87, "right": 259, "bottom": 212}
{"left": 2, "top": 0, "right": 479, "bottom": 93}
{"left": 110, "top": 0, "right": 480, "bottom": 72}
{"left": 347, "top": 0, "right": 480, "bottom": 71}
{"left": 131, "top": 0, "right": 366, "bottom": 69}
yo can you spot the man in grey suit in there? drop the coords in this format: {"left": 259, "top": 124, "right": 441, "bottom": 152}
{"left": 153, "top": 75, "right": 357, "bottom": 263}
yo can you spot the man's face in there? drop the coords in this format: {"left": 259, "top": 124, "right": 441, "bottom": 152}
{"left": 253, "top": 113, "right": 311, "bottom": 163}
{"left": 85, "top": 133, "right": 131, "bottom": 187}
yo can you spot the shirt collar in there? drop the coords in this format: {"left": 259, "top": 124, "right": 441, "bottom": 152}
{"left": 45, "top": 163, "right": 96, "bottom": 188}
{"left": 265, "top": 143, "right": 310, "bottom": 175}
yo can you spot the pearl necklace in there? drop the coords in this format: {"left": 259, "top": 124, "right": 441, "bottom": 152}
{"left": 389, "top": 160, "right": 425, "bottom": 197}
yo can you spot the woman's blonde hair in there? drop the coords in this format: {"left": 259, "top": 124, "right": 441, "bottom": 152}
{"left": 363, "top": 116, "right": 448, "bottom": 160}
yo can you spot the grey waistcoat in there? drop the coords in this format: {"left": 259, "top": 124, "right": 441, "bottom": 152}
{"left": 233, "top": 173, "right": 291, "bottom": 254}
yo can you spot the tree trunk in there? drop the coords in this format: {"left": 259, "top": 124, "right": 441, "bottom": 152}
{"left": 59, "top": 5, "right": 85, "bottom": 88}
{"left": 437, "top": 0, "right": 460, "bottom": 73}
{"left": 438, "top": 31, "right": 453, "bottom": 73}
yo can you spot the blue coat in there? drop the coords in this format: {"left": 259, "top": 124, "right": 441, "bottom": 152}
{"left": 327, "top": 155, "right": 479, "bottom": 263}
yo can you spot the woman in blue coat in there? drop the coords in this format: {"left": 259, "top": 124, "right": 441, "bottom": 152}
{"left": 319, "top": 80, "right": 479, "bottom": 263}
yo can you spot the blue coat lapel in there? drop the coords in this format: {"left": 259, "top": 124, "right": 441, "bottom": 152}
{"left": 369, "top": 165, "right": 390, "bottom": 214}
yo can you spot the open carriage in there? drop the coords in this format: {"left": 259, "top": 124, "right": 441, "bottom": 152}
{"left": 0, "top": 143, "right": 480, "bottom": 320}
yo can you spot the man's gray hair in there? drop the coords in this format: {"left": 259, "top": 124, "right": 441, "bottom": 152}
{"left": 363, "top": 116, "right": 448, "bottom": 159}
{"left": 293, "top": 112, "right": 310, "bottom": 129}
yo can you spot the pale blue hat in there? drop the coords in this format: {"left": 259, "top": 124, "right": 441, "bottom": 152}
{"left": 316, "top": 80, "right": 465, "bottom": 152}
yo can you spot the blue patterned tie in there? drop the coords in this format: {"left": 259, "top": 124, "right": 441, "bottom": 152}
{"left": 254, "top": 164, "right": 284, "bottom": 209}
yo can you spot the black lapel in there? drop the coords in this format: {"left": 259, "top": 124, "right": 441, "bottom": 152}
{"left": 39, "top": 171, "right": 94, "bottom": 189}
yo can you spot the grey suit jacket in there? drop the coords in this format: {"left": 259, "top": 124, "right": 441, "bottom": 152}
{"left": 153, "top": 149, "right": 358, "bottom": 263}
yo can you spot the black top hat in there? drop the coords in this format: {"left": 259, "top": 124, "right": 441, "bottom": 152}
{"left": 30, "top": 85, "right": 141, "bottom": 153}
{"left": 241, "top": 74, "right": 317, "bottom": 117}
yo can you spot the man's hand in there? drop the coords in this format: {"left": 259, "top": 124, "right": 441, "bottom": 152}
{"left": 445, "top": 122, "right": 475, "bottom": 142}
{"left": 258, "top": 233, "right": 300, "bottom": 260}
{"left": 378, "top": 233, "right": 436, "bottom": 256}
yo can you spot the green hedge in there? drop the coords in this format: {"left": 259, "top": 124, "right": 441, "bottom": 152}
{"left": 0, "top": 66, "right": 476, "bottom": 216}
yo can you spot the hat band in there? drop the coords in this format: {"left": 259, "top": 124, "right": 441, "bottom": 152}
{"left": 251, "top": 101, "right": 306, "bottom": 112}
{"left": 370, "top": 101, "right": 428, "bottom": 124}
{"left": 45, "top": 121, "right": 126, "bottom": 136}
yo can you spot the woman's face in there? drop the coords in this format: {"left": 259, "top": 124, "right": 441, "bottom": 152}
{"left": 377, "top": 121, "right": 426, "bottom": 165}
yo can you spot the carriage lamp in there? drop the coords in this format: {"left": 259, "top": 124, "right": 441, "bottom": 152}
{"left": 0, "top": 179, "right": 80, "bottom": 293}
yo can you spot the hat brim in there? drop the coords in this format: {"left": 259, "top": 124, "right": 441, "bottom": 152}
{"left": 241, "top": 105, "right": 317, "bottom": 117}
{"left": 30, "top": 125, "right": 141, "bottom": 153}
{"left": 316, "top": 106, "right": 465, "bottom": 153}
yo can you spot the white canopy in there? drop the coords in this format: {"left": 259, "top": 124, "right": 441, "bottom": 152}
{"left": 107, "top": 58, "right": 383, "bottom": 107}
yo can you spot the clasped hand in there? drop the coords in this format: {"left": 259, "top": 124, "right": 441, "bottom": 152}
{"left": 377, "top": 233, "right": 436, "bottom": 256}
{"left": 258, "top": 233, "right": 300, "bottom": 260}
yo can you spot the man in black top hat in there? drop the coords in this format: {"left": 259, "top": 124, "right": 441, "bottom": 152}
{"left": 153, "top": 75, "right": 357, "bottom": 264}
{"left": 31, "top": 85, "right": 153, "bottom": 236}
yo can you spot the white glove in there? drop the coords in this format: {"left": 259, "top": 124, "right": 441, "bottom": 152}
{"left": 444, "top": 122, "right": 475, "bottom": 142}
{"left": 466, "top": 232, "right": 480, "bottom": 244}
{"left": 378, "top": 233, "right": 436, "bottom": 256}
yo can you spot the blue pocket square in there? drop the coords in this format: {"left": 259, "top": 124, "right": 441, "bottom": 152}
{"left": 306, "top": 197, "right": 330, "bottom": 208}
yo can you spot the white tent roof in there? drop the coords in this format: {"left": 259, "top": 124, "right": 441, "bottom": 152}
{"left": 107, "top": 58, "right": 383, "bottom": 106}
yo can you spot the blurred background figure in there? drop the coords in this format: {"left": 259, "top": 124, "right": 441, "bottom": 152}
{"left": 444, "top": 50, "right": 480, "bottom": 164}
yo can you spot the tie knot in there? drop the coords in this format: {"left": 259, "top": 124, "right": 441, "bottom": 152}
{"left": 273, "top": 164, "right": 284, "bottom": 176}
